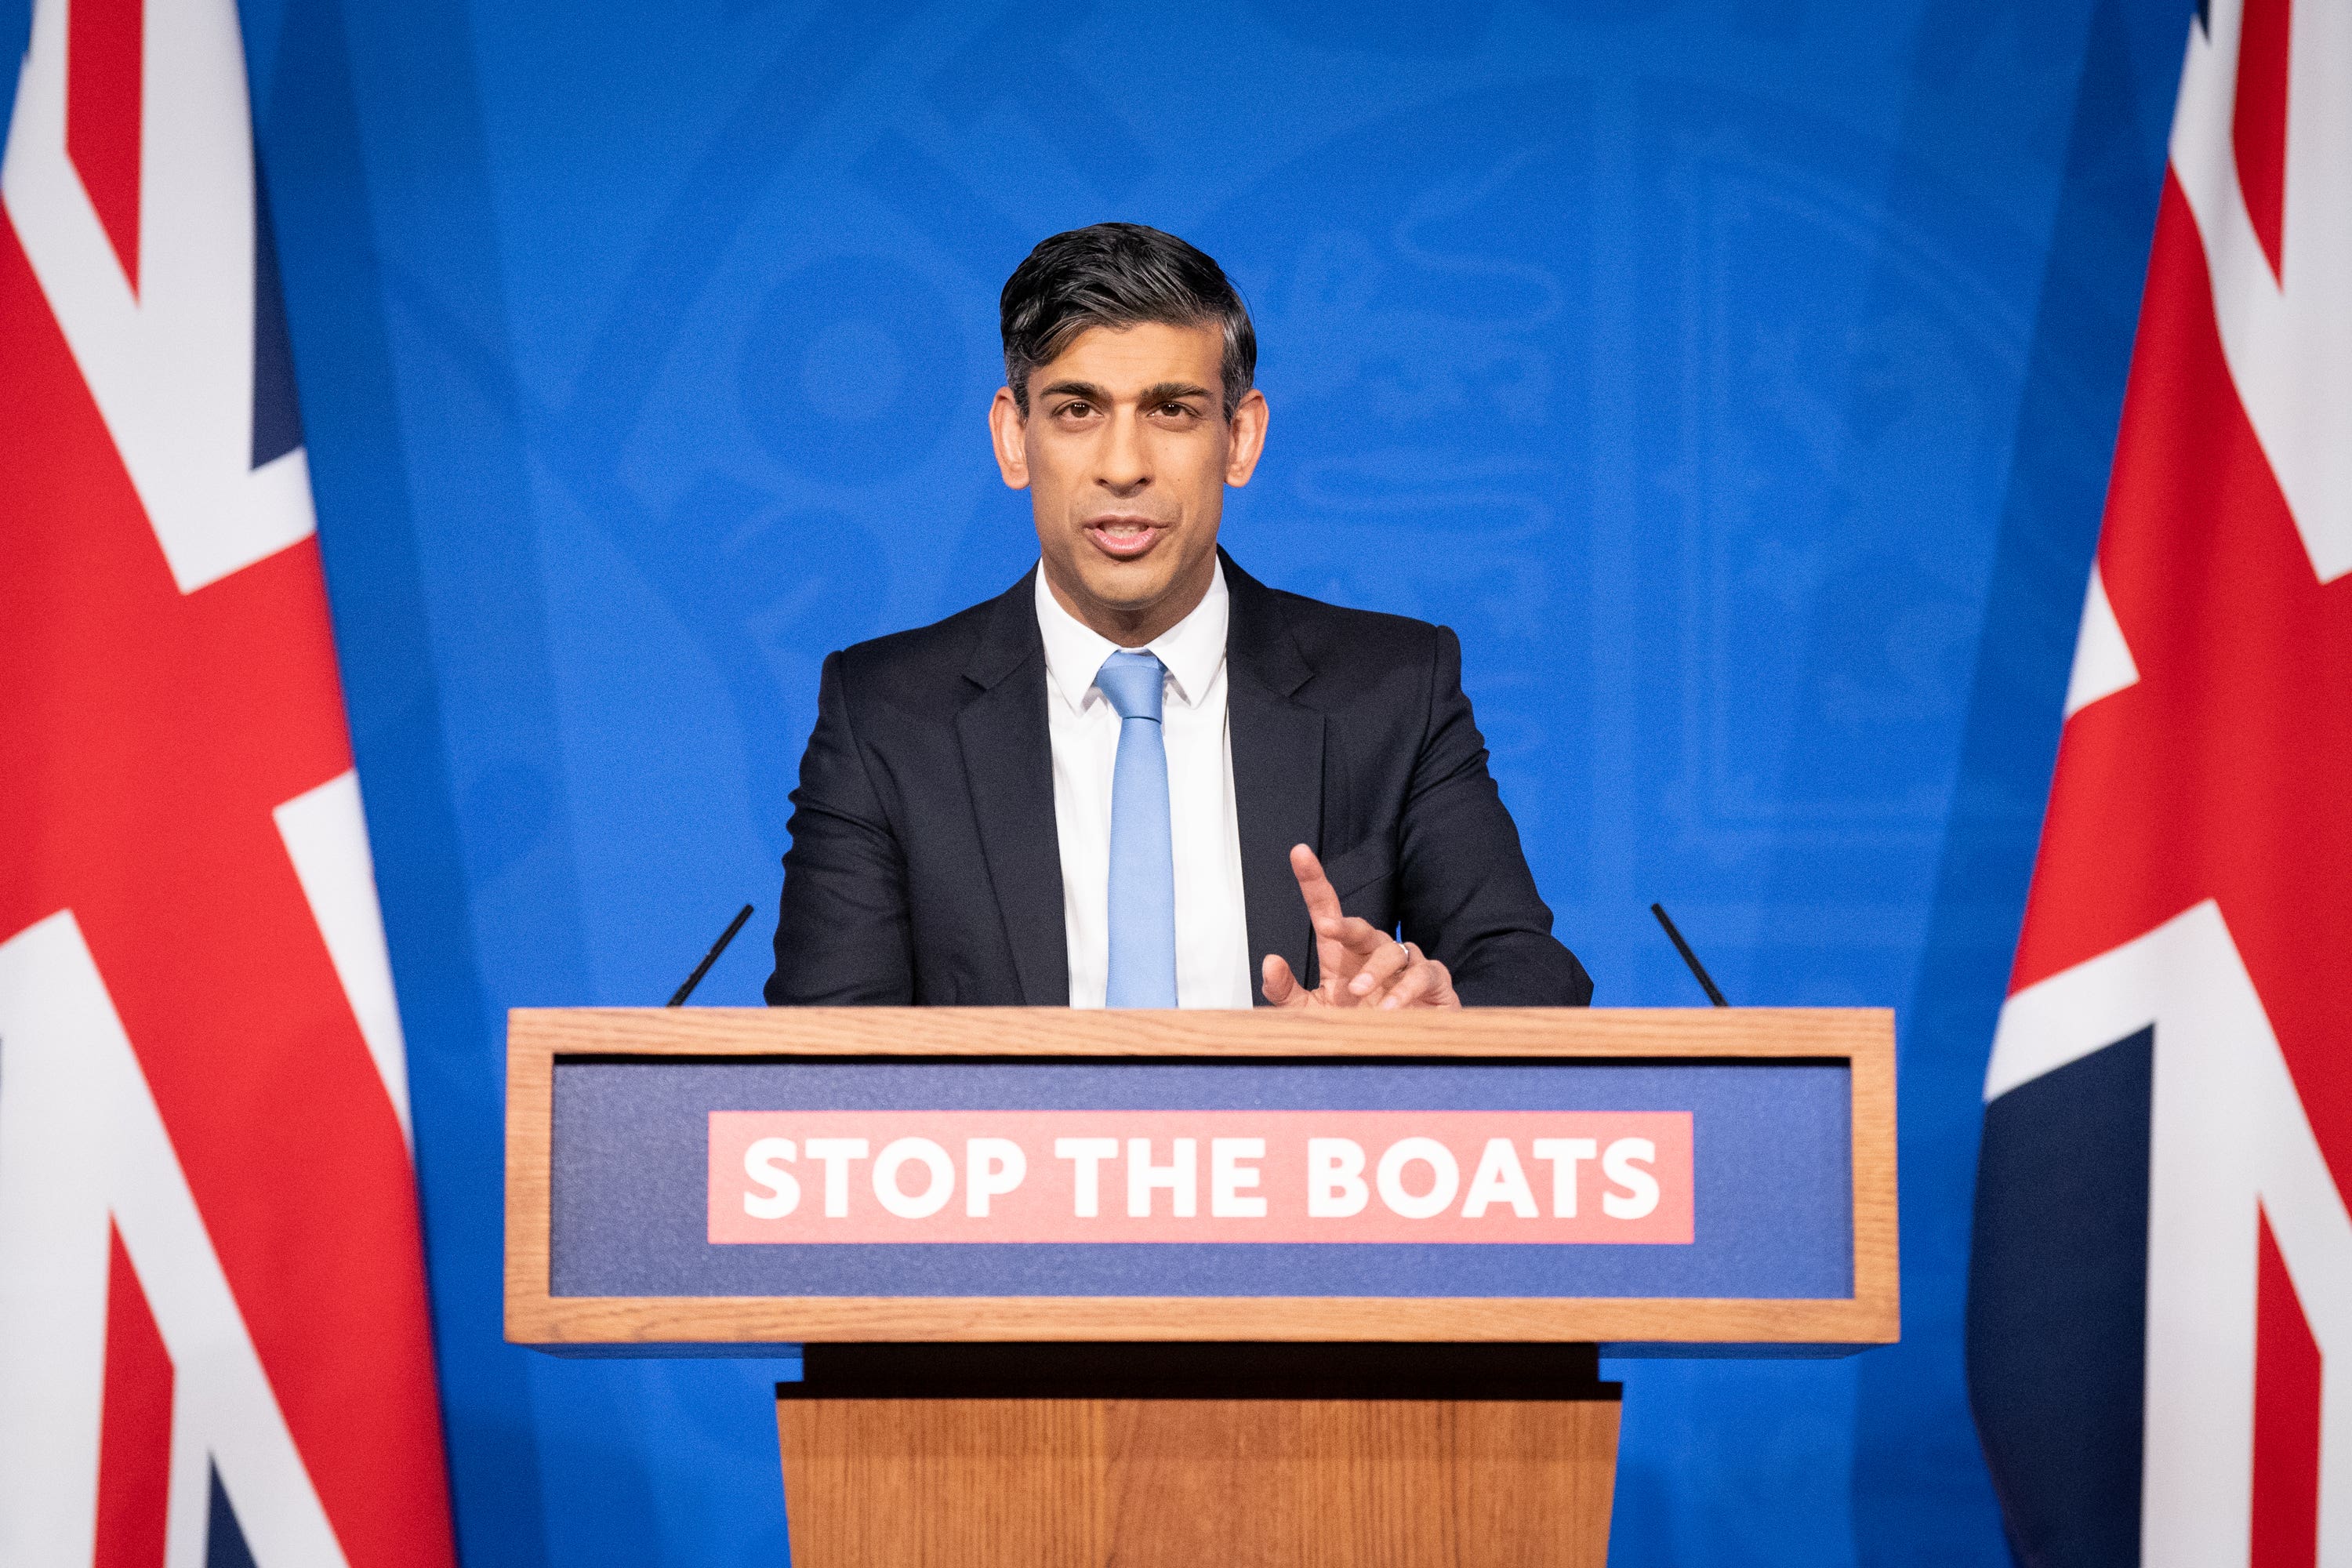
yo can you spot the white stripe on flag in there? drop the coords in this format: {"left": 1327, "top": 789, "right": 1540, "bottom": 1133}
{"left": 2060, "top": 562, "right": 2139, "bottom": 720}
{"left": 274, "top": 771, "right": 414, "bottom": 1150}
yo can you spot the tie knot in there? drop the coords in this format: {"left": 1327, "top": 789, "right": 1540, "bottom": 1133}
{"left": 1094, "top": 650, "right": 1165, "bottom": 722}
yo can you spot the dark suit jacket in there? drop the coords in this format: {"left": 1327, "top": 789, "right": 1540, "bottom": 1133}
{"left": 764, "top": 552, "right": 1592, "bottom": 1007}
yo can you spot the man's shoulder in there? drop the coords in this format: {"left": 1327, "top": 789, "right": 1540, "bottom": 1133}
{"left": 1265, "top": 583, "right": 1443, "bottom": 650}
{"left": 832, "top": 576, "right": 1026, "bottom": 695}
{"left": 1229, "top": 562, "right": 1451, "bottom": 686}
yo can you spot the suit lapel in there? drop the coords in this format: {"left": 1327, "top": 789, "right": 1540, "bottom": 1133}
{"left": 1221, "top": 554, "right": 1325, "bottom": 997}
{"left": 957, "top": 572, "right": 1069, "bottom": 1005}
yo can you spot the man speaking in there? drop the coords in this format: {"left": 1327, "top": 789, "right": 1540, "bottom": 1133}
{"left": 766, "top": 223, "right": 1591, "bottom": 1011}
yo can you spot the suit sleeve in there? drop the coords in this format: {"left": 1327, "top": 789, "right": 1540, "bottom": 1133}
{"left": 764, "top": 651, "right": 916, "bottom": 1005}
{"left": 1396, "top": 627, "right": 1595, "bottom": 1006}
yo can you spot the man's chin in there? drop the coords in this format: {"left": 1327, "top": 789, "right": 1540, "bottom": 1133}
{"left": 1076, "top": 567, "right": 1174, "bottom": 611}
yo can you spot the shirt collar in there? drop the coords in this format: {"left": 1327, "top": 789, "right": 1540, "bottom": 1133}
{"left": 1033, "top": 557, "right": 1229, "bottom": 713}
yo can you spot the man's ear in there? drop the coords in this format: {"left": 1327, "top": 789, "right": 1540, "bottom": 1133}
{"left": 989, "top": 386, "right": 1031, "bottom": 490}
{"left": 1225, "top": 388, "right": 1269, "bottom": 487}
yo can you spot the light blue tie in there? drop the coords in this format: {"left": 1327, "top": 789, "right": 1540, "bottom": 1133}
{"left": 1095, "top": 651, "right": 1178, "bottom": 1007}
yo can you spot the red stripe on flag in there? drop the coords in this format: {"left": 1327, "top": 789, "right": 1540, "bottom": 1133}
{"left": 65, "top": 0, "right": 143, "bottom": 291}
{"left": 2009, "top": 172, "right": 2352, "bottom": 1196}
{"left": 2233, "top": 0, "right": 2291, "bottom": 282}
{"left": 0, "top": 210, "right": 454, "bottom": 1568}
{"left": 94, "top": 1225, "right": 173, "bottom": 1568}
{"left": 2250, "top": 1208, "right": 2321, "bottom": 1568}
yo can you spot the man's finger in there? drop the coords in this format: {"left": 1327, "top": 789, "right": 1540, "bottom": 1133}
{"left": 1291, "top": 844, "right": 1359, "bottom": 996}
{"left": 1288, "top": 844, "right": 1344, "bottom": 926}
{"left": 1261, "top": 953, "right": 1310, "bottom": 1007}
{"left": 1379, "top": 960, "right": 1436, "bottom": 1009}
{"left": 1348, "top": 935, "right": 1414, "bottom": 997}
{"left": 1381, "top": 949, "right": 1460, "bottom": 1011}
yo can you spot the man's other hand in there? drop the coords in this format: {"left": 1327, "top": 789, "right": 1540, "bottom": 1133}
{"left": 1260, "top": 844, "right": 1462, "bottom": 1010}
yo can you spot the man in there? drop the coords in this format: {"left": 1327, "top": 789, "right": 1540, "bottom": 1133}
{"left": 766, "top": 223, "right": 1590, "bottom": 1010}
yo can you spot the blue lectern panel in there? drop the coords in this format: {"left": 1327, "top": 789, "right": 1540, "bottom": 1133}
{"left": 550, "top": 1058, "right": 1852, "bottom": 1299}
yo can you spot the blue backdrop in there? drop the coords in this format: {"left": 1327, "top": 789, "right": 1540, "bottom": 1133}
{"left": 0, "top": 0, "right": 2190, "bottom": 1561}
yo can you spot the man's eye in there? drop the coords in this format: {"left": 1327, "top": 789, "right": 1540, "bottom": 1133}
{"left": 1057, "top": 401, "right": 1094, "bottom": 419}
{"left": 1156, "top": 402, "right": 1200, "bottom": 420}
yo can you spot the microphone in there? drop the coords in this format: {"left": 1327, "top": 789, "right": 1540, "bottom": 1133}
{"left": 1650, "top": 902, "right": 1728, "bottom": 1007}
{"left": 668, "top": 903, "right": 755, "bottom": 1007}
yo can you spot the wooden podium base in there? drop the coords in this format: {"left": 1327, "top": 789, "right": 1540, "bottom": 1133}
{"left": 775, "top": 1344, "right": 1621, "bottom": 1567}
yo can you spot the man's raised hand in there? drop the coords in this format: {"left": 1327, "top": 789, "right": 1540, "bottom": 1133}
{"left": 1259, "top": 843, "right": 1461, "bottom": 1010}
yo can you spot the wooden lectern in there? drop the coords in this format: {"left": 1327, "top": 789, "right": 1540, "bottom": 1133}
{"left": 508, "top": 1007, "right": 1896, "bottom": 1566}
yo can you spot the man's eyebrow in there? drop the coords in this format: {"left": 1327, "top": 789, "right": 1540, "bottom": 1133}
{"left": 1033, "top": 379, "right": 1215, "bottom": 405}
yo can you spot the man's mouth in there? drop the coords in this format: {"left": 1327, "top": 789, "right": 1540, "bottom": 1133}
{"left": 1084, "top": 518, "right": 1167, "bottom": 561}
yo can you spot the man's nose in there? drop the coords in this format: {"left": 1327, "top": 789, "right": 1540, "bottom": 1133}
{"left": 1096, "top": 408, "right": 1150, "bottom": 493}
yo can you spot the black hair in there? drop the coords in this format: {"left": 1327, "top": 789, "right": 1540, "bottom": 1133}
{"left": 999, "top": 223, "right": 1256, "bottom": 419}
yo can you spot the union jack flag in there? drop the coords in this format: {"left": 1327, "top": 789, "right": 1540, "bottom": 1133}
{"left": 1969, "top": 0, "right": 2352, "bottom": 1562}
{"left": 0, "top": 0, "right": 455, "bottom": 1563}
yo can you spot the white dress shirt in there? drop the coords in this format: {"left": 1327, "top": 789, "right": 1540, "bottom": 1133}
{"left": 1035, "top": 561, "right": 1254, "bottom": 1008}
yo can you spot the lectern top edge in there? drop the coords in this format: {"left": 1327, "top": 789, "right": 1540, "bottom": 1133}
{"left": 506, "top": 1003, "right": 1895, "bottom": 1062}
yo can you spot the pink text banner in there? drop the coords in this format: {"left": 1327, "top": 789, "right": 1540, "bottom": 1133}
{"left": 707, "top": 1110, "right": 1693, "bottom": 1245}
